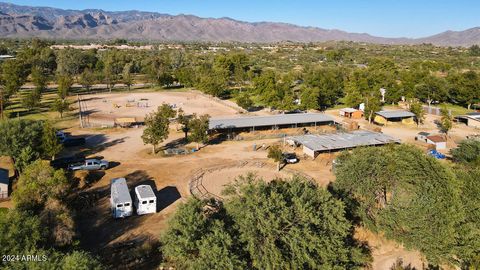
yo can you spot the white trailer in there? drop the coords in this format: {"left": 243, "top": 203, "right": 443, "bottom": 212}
{"left": 110, "top": 178, "right": 133, "bottom": 218}
{"left": 134, "top": 185, "right": 157, "bottom": 215}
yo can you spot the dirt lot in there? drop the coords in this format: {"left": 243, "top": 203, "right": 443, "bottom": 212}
{"left": 79, "top": 90, "right": 241, "bottom": 126}
{"left": 65, "top": 91, "right": 450, "bottom": 268}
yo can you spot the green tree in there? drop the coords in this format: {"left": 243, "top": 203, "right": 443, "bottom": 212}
{"left": 409, "top": 100, "right": 425, "bottom": 127}
{"left": 236, "top": 92, "right": 253, "bottom": 110}
{"left": 469, "top": 44, "right": 480, "bottom": 56}
{"left": 79, "top": 68, "right": 96, "bottom": 92}
{"left": 57, "top": 74, "right": 73, "bottom": 100}
{"left": 0, "top": 119, "right": 43, "bottom": 168}
{"left": 141, "top": 104, "right": 176, "bottom": 153}
{"left": 455, "top": 167, "right": 480, "bottom": 268}
{"left": 188, "top": 114, "right": 210, "bottom": 150}
{"left": 439, "top": 106, "right": 453, "bottom": 137}
{"left": 450, "top": 139, "right": 480, "bottom": 165}
{"left": 13, "top": 160, "right": 69, "bottom": 211}
{"left": 122, "top": 63, "right": 134, "bottom": 91}
{"left": 0, "top": 59, "right": 29, "bottom": 118}
{"left": 0, "top": 209, "right": 45, "bottom": 256}
{"left": 51, "top": 98, "right": 70, "bottom": 118}
{"left": 31, "top": 65, "right": 48, "bottom": 92}
{"left": 21, "top": 87, "right": 42, "bottom": 111}
{"left": 267, "top": 145, "right": 283, "bottom": 171}
{"left": 364, "top": 93, "right": 382, "bottom": 123}
{"left": 41, "top": 121, "right": 62, "bottom": 160}
{"left": 177, "top": 108, "right": 191, "bottom": 140}
{"left": 161, "top": 199, "right": 247, "bottom": 270}
{"left": 224, "top": 175, "right": 370, "bottom": 269}
{"left": 333, "top": 145, "right": 463, "bottom": 265}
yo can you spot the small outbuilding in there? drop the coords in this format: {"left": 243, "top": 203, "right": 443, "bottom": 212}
{"left": 339, "top": 108, "right": 363, "bottom": 119}
{"left": 0, "top": 169, "right": 8, "bottom": 199}
{"left": 374, "top": 110, "right": 415, "bottom": 126}
{"left": 110, "top": 178, "right": 133, "bottom": 218}
{"left": 134, "top": 185, "right": 157, "bottom": 215}
{"left": 426, "top": 135, "right": 447, "bottom": 150}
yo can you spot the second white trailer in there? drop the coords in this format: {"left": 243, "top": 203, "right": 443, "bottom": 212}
{"left": 134, "top": 185, "right": 157, "bottom": 215}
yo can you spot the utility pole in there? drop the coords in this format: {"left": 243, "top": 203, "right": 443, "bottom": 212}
{"left": 78, "top": 94, "right": 83, "bottom": 128}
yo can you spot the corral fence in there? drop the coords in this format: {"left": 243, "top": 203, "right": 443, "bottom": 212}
{"left": 188, "top": 160, "right": 315, "bottom": 201}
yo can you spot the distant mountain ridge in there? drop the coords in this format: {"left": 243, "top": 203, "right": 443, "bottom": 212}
{"left": 0, "top": 2, "right": 479, "bottom": 46}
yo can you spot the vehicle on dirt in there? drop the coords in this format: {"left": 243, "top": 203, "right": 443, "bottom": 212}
{"left": 50, "top": 155, "right": 86, "bottom": 169}
{"left": 69, "top": 159, "right": 109, "bottom": 171}
{"left": 283, "top": 153, "right": 299, "bottom": 164}
{"left": 62, "top": 137, "right": 86, "bottom": 147}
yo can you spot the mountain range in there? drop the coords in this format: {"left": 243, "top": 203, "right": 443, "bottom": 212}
{"left": 0, "top": 2, "right": 479, "bottom": 46}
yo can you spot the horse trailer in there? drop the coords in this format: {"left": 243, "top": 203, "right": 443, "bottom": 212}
{"left": 134, "top": 185, "right": 157, "bottom": 215}
{"left": 110, "top": 178, "right": 133, "bottom": 218}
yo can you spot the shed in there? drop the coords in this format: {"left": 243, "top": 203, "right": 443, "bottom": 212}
{"left": 288, "top": 130, "right": 400, "bottom": 158}
{"left": 134, "top": 185, "right": 157, "bottom": 215}
{"left": 339, "top": 108, "right": 363, "bottom": 119}
{"left": 426, "top": 135, "right": 447, "bottom": 150}
{"left": 110, "top": 178, "right": 133, "bottom": 218}
{"left": 374, "top": 110, "right": 415, "bottom": 126}
{"left": 415, "top": 132, "right": 431, "bottom": 142}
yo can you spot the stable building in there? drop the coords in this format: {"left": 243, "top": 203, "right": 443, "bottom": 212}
{"left": 374, "top": 110, "right": 415, "bottom": 126}
{"left": 287, "top": 130, "right": 400, "bottom": 158}
{"left": 209, "top": 113, "right": 336, "bottom": 133}
{"left": 456, "top": 113, "right": 480, "bottom": 128}
{"left": 339, "top": 108, "right": 363, "bottom": 119}
{"left": 0, "top": 156, "right": 15, "bottom": 199}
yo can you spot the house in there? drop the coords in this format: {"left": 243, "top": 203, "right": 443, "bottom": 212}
{"left": 287, "top": 130, "right": 400, "bottom": 158}
{"left": 110, "top": 178, "right": 133, "bottom": 218}
{"left": 339, "top": 108, "right": 363, "bottom": 119}
{"left": 374, "top": 110, "right": 415, "bottom": 126}
{"left": 134, "top": 185, "right": 157, "bottom": 215}
{"left": 426, "top": 135, "right": 447, "bottom": 150}
{"left": 456, "top": 113, "right": 480, "bottom": 128}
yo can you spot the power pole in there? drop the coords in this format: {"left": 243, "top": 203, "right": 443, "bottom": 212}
{"left": 78, "top": 94, "right": 83, "bottom": 128}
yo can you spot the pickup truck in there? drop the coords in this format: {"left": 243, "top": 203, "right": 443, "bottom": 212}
{"left": 69, "top": 159, "right": 109, "bottom": 171}
{"left": 50, "top": 155, "right": 85, "bottom": 169}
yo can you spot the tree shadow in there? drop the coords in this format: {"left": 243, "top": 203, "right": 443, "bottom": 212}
{"left": 207, "top": 133, "right": 228, "bottom": 145}
{"left": 163, "top": 137, "right": 188, "bottom": 149}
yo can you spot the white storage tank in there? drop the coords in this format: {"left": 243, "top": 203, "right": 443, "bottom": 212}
{"left": 110, "top": 178, "right": 133, "bottom": 218}
{"left": 134, "top": 185, "right": 157, "bottom": 215}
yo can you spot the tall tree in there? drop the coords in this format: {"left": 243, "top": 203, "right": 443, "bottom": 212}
{"left": 141, "top": 104, "right": 176, "bottom": 153}
{"left": 439, "top": 106, "right": 453, "bottom": 137}
{"left": 267, "top": 145, "right": 284, "bottom": 171}
{"left": 188, "top": 114, "right": 210, "bottom": 150}
{"left": 79, "top": 68, "right": 96, "bottom": 92}
{"left": 41, "top": 121, "right": 62, "bottom": 160}
{"left": 409, "top": 100, "right": 425, "bottom": 127}
{"left": 333, "top": 145, "right": 463, "bottom": 265}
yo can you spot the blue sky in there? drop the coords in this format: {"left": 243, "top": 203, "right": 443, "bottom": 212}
{"left": 3, "top": 0, "right": 479, "bottom": 38}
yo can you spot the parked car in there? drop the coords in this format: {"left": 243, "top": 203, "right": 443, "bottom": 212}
{"left": 50, "top": 155, "right": 85, "bottom": 169}
{"left": 62, "top": 137, "right": 86, "bottom": 147}
{"left": 69, "top": 159, "right": 109, "bottom": 171}
{"left": 283, "top": 153, "right": 298, "bottom": 164}
{"left": 56, "top": 131, "right": 67, "bottom": 142}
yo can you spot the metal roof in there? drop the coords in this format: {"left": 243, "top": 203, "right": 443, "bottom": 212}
{"left": 111, "top": 178, "right": 132, "bottom": 204}
{"left": 340, "top": 108, "right": 359, "bottom": 113}
{"left": 209, "top": 113, "right": 335, "bottom": 130}
{"left": 135, "top": 185, "right": 156, "bottom": 200}
{"left": 376, "top": 110, "right": 415, "bottom": 119}
{"left": 288, "top": 130, "right": 400, "bottom": 152}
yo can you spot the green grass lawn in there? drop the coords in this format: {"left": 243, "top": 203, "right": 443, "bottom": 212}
{"left": 441, "top": 103, "right": 474, "bottom": 116}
